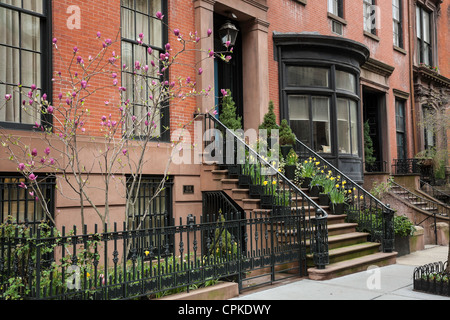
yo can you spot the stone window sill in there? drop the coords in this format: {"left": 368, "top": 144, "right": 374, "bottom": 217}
{"left": 363, "top": 31, "right": 380, "bottom": 42}
{"left": 327, "top": 12, "right": 347, "bottom": 25}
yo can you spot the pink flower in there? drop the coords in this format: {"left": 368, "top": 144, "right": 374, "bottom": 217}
{"left": 174, "top": 29, "right": 180, "bottom": 36}
{"left": 30, "top": 84, "right": 37, "bottom": 91}
{"left": 5, "top": 94, "right": 12, "bottom": 101}
{"left": 165, "top": 43, "right": 171, "bottom": 51}
{"left": 112, "top": 73, "right": 117, "bottom": 78}
{"left": 18, "top": 182, "right": 27, "bottom": 189}
{"left": 44, "top": 147, "right": 50, "bottom": 155}
{"left": 97, "top": 31, "right": 101, "bottom": 38}
{"left": 49, "top": 158, "right": 55, "bottom": 165}
{"left": 207, "top": 28, "right": 212, "bottom": 37}
{"left": 198, "top": 68, "right": 203, "bottom": 75}
{"left": 221, "top": 89, "right": 228, "bottom": 96}
{"left": 73, "top": 46, "right": 78, "bottom": 53}
{"left": 81, "top": 80, "right": 87, "bottom": 89}
{"left": 122, "top": 149, "right": 128, "bottom": 156}
{"left": 18, "top": 163, "right": 25, "bottom": 171}
{"left": 225, "top": 40, "right": 231, "bottom": 47}
{"left": 47, "top": 105, "right": 53, "bottom": 114}
{"left": 28, "top": 173, "right": 37, "bottom": 181}
{"left": 31, "top": 148, "right": 38, "bottom": 157}
{"left": 52, "top": 38, "right": 57, "bottom": 44}
{"left": 147, "top": 47, "right": 153, "bottom": 55}
{"left": 208, "top": 49, "right": 214, "bottom": 57}
{"left": 155, "top": 11, "right": 164, "bottom": 19}
{"left": 135, "top": 60, "right": 141, "bottom": 70}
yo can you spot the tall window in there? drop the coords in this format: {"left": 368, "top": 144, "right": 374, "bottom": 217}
{"left": 395, "top": 99, "right": 407, "bottom": 160}
{"left": 364, "top": 0, "right": 376, "bottom": 35}
{"left": 328, "top": 0, "right": 344, "bottom": 17}
{"left": 393, "top": 0, "right": 403, "bottom": 48}
{"left": 422, "top": 105, "right": 435, "bottom": 150}
{"left": 126, "top": 176, "right": 173, "bottom": 255}
{"left": 0, "top": 0, "right": 50, "bottom": 128}
{"left": 286, "top": 66, "right": 359, "bottom": 156}
{"left": 416, "top": 5, "right": 432, "bottom": 65}
{"left": 121, "top": 0, "right": 168, "bottom": 140}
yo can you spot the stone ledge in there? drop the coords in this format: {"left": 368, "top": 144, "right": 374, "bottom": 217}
{"left": 156, "top": 281, "right": 239, "bottom": 300}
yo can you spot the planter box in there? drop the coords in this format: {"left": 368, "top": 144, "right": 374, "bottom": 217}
{"left": 249, "top": 184, "right": 263, "bottom": 197}
{"left": 261, "top": 194, "right": 274, "bottom": 209}
{"left": 301, "top": 177, "right": 312, "bottom": 189}
{"left": 318, "top": 193, "right": 330, "bottom": 206}
{"left": 238, "top": 174, "right": 251, "bottom": 187}
{"left": 310, "top": 185, "right": 322, "bottom": 197}
{"left": 281, "top": 145, "right": 293, "bottom": 158}
{"left": 394, "top": 235, "right": 410, "bottom": 257}
{"left": 284, "top": 165, "right": 296, "bottom": 180}
{"left": 227, "top": 164, "right": 241, "bottom": 176}
{"left": 330, "top": 203, "right": 345, "bottom": 215}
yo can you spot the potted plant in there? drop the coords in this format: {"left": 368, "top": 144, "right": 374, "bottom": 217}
{"left": 259, "top": 101, "right": 279, "bottom": 147}
{"left": 260, "top": 180, "right": 277, "bottom": 209}
{"left": 279, "top": 119, "right": 296, "bottom": 158}
{"left": 284, "top": 148, "right": 298, "bottom": 180}
{"left": 329, "top": 186, "right": 346, "bottom": 214}
{"left": 393, "top": 215, "right": 415, "bottom": 257}
{"left": 319, "top": 175, "right": 335, "bottom": 206}
{"left": 309, "top": 173, "right": 325, "bottom": 197}
{"left": 299, "top": 158, "right": 319, "bottom": 188}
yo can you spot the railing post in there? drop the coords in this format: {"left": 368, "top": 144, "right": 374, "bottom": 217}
{"left": 382, "top": 204, "right": 395, "bottom": 253}
{"left": 312, "top": 209, "right": 329, "bottom": 269}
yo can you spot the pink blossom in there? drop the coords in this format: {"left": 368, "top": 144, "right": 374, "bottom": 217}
{"left": 5, "top": 94, "right": 12, "bottom": 101}
{"left": 135, "top": 60, "right": 141, "bottom": 70}
{"left": 198, "top": 68, "right": 203, "bottom": 75}
{"left": 165, "top": 43, "right": 171, "bottom": 51}
{"left": 44, "top": 147, "right": 50, "bottom": 155}
{"left": 73, "top": 46, "right": 78, "bottom": 53}
{"left": 49, "top": 158, "right": 55, "bottom": 165}
{"left": 18, "top": 163, "right": 25, "bottom": 171}
{"left": 31, "top": 148, "right": 38, "bottom": 157}
{"left": 122, "top": 149, "right": 128, "bottom": 156}
{"left": 31, "top": 84, "right": 37, "bottom": 91}
{"left": 139, "top": 33, "right": 144, "bottom": 39}
{"left": 47, "top": 105, "right": 54, "bottom": 114}
{"left": 147, "top": 47, "right": 153, "bottom": 55}
{"left": 52, "top": 38, "right": 57, "bottom": 44}
{"left": 28, "top": 173, "right": 37, "bottom": 181}
{"left": 81, "top": 80, "right": 87, "bottom": 89}
{"left": 207, "top": 28, "right": 212, "bottom": 37}
{"left": 225, "top": 40, "right": 231, "bottom": 47}
{"left": 174, "top": 29, "right": 180, "bottom": 36}
{"left": 97, "top": 31, "right": 101, "bottom": 38}
{"left": 112, "top": 73, "right": 117, "bottom": 78}
{"left": 18, "top": 182, "right": 27, "bottom": 189}
{"left": 155, "top": 11, "right": 164, "bottom": 19}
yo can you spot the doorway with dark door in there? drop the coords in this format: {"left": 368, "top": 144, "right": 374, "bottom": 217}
{"left": 213, "top": 13, "right": 244, "bottom": 123}
{"left": 362, "top": 88, "right": 387, "bottom": 172}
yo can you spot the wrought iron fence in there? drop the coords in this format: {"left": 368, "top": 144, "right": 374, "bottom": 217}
{"left": 0, "top": 208, "right": 307, "bottom": 300}
{"left": 202, "top": 114, "right": 329, "bottom": 270}
{"left": 413, "top": 261, "right": 449, "bottom": 297}
{"left": 294, "top": 138, "right": 395, "bottom": 252}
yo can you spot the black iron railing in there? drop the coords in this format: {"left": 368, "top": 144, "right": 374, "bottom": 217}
{"left": 364, "top": 160, "right": 388, "bottom": 173}
{"left": 419, "top": 179, "right": 450, "bottom": 205}
{"left": 392, "top": 158, "right": 421, "bottom": 175}
{"left": 390, "top": 180, "right": 449, "bottom": 245}
{"left": 1, "top": 209, "right": 309, "bottom": 300}
{"left": 413, "top": 261, "right": 450, "bottom": 297}
{"left": 294, "top": 138, "right": 395, "bottom": 253}
{"left": 202, "top": 114, "right": 329, "bottom": 271}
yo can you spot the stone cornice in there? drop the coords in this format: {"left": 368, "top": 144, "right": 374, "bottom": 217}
{"left": 413, "top": 65, "right": 450, "bottom": 88}
{"left": 361, "top": 58, "right": 395, "bottom": 78}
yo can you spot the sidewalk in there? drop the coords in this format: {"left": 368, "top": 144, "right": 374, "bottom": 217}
{"left": 232, "top": 245, "right": 450, "bottom": 300}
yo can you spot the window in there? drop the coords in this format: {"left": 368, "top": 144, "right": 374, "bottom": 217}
{"left": 393, "top": 0, "right": 403, "bottom": 48}
{"left": 336, "top": 70, "right": 356, "bottom": 93}
{"left": 395, "top": 99, "right": 407, "bottom": 160}
{"left": 0, "top": 175, "right": 55, "bottom": 226}
{"left": 337, "top": 98, "right": 358, "bottom": 155}
{"left": 364, "top": 0, "right": 376, "bottom": 35}
{"left": 416, "top": 5, "right": 432, "bottom": 65}
{"left": 286, "top": 66, "right": 329, "bottom": 88}
{"left": 121, "top": 0, "right": 168, "bottom": 140}
{"left": 422, "top": 105, "right": 435, "bottom": 150}
{"left": 288, "top": 95, "right": 331, "bottom": 153}
{"left": 127, "top": 176, "right": 173, "bottom": 255}
{"left": 0, "top": 0, "right": 51, "bottom": 128}
{"left": 328, "top": 0, "right": 344, "bottom": 17}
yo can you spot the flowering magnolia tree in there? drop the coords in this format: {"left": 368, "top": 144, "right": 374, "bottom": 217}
{"left": 0, "top": 12, "right": 231, "bottom": 232}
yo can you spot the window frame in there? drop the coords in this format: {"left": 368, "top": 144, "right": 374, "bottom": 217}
{"left": 392, "top": 0, "right": 403, "bottom": 48}
{"left": 328, "top": 0, "right": 344, "bottom": 18}
{"left": 416, "top": 5, "right": 433, "bottom": 66}
{"left": 395, "top": 99, "right": 407, "bottom": 160}
{"left": 0, "top": 0, "right": 52, "bottom": 130}
{"left": 363, "top": 0, "right": 377, "bottom": 36}
{"left": 120, "top": 0, "right": 169, "bottom": 142}
{"left": 283, "top": 63, "right": 361, "bottom": 157}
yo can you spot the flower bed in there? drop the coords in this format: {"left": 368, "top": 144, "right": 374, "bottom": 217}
{"left": 413, "top": 261, "right": 450, "bottom": 297}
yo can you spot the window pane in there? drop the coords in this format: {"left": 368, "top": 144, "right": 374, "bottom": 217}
{"left": 288, "top": 95, "right": 310, "bottom": 147}
{"left": 337, "top": 98, "right": 350, "bottom": 154}
{"left": 336, "top": 70, "right": 356, "bottom": 93}
{"left": 0, "top": 7, "right": 20, "bottom": 47}
{"left": 350, "top": 100, "right": 358, "bottom": 155}
{"left": 416, "top": 6, "right": 421, "bottom": 38}
{"left": 286, "top": 66, "right": 329, "bottom": 87}
{"left": 21, "top": 51, "right": 41, "bottom": 88}
{"left": 121, "top": 7, "right": 135, "bottom": 40}
{"left": 22, "top": 13, "right": 41, "bottom": 51}
{"left": 423, "top": 10, "right": 430, "bottom": 43}
{"left": 312, "top": 97, "right": 331, "bottom": 153}
{"left": 22, "top": 0, "right": 43, "bottom": 14}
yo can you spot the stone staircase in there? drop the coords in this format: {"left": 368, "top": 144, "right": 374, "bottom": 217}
{"left": 201, "top": 162, "right": 397, "bottom": 281}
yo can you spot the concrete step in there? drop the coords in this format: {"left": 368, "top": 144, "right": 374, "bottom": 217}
{"left": 328, "top": 222, "right": 358, "bottom": 236}
{"left": 307, "top": 251, "right": 397, "bottom": 280}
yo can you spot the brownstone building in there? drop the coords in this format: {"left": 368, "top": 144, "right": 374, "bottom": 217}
{"left": 0, "top": 0, "right": 448, "bottom": 238}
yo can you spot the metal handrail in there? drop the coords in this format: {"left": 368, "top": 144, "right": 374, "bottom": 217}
{"left": 293, "top": 138, "right": 395, "bottom": 252}
{"left": 203, "top": 113, "right": 329, "bottom": 269}
{"left": 419, "top": 179, "right": 450, "bottom": 204}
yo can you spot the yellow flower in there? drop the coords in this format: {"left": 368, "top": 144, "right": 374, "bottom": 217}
{"left": 272, "top": 180, "right": 277, "bottom": 185}
{"left": 86, "top": 272, "right": 90, "bottom": 278}
{"left": 321, "top": 170, "right": 324, "bottom": 173}
{"left": 360, "top": 195, "right": 364, "bottom": 200}
{"left": 145, "top": 250, "right": 150, "bottom": 256}
{"left": 342, "top": 180, "right": 347, "bottom": 185}
{"left": 304, "top": 160, "right": 308, "bottom": 164}
{"left": 330, "top": 177, "right": 335, "bottom": 181}
{"left": 348, "top": 189, "right": 352, "bottom": 193}
{"left": 335, "top": 184, "right": 340, "bottom": 188}
{"left": 315, "top": 162, "right": 320, "bottom": 165}
{"left": 263, "top": 181, "right": 268, "bottom": 186}
{"left": 313, "top": 157, "right": 316, "bottom": 161}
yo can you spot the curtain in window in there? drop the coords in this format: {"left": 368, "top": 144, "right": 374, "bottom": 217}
{"left": 0, "top": 1, "right": 42, "bottom": 125}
